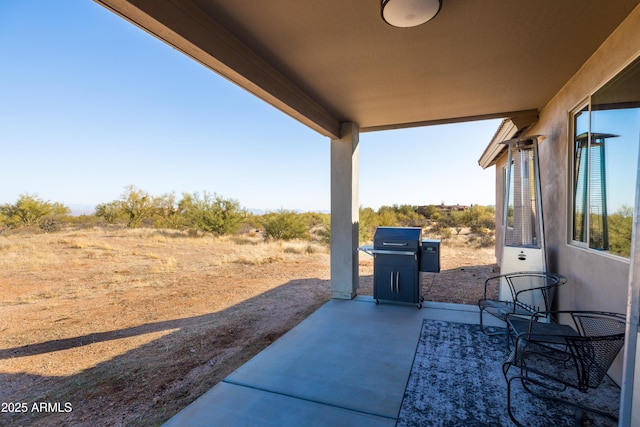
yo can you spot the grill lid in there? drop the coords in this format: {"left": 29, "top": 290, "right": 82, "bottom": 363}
{"left": 373, "top": 227, "right": 422, "bottom": 250}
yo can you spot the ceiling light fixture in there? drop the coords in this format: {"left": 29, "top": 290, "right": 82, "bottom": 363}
{"left": 381, "top": 0, "right": 441, "bottom": 28}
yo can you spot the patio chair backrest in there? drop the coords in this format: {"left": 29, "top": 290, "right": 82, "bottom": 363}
{"left": 504, "top": 272, "right": 564, "bottom": 313}
{"left": 568, "top": 312, "right": 626, "bottom": 390}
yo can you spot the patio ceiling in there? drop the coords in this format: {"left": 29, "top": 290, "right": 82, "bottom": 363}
{"left": 96, "top": 0, "right": 640, "bottom": 139}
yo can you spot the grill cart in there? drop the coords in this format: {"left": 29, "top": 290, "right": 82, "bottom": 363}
{"left": 360, "top": 227, "right": 440, "bottom": 309}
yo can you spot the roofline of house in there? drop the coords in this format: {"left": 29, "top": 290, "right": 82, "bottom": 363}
{"left": 478, "top": 111, "right": 539, "bottom": 169}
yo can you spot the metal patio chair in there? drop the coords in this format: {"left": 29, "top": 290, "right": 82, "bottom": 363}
{"left": 503, "top": 311, "right": 626, "bottom": 426}
{"left": 478, "top": 271, "right": 567, "bottom": 335}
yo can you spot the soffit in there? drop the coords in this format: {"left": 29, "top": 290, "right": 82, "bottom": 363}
{"left": 96, "top": 0, "right": 640, "bottom": 138}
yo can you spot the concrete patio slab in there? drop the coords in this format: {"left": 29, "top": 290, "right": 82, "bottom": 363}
{"left": 163, "top": 297, "right": 501, "bottom": 426}
{"left": 224, "top": 298, "right": 425, "bottom": 419}
{"left": 163, "top": 382, "right": 396, "bottom": 427}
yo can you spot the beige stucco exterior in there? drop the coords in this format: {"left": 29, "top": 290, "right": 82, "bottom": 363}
{"left": 488, "top": 5, "right": 640, "bottom": 384}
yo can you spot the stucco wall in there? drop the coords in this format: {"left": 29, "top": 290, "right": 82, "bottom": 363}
{"left": 494, "top": 4, "right": 640, "bottom": 382}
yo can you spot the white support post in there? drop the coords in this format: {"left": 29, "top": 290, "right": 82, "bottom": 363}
{"left": 330, "top": 122, "right": 360, "bottom": 299}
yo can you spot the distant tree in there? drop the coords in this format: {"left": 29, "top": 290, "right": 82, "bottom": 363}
{"left": 315, "top": 214, "right": 331, "bottom": 245}
{"left": 120, "top": 185, "right": 158, "bottom": 228}
{"left": 395, "top": 204, "right": 424, "bottom": 226}
{"left": 377, "top": 206, "right": 400, "bottom": 227}
{"left": 0, "top": 194, "right": 69, "bottom": 228}
{"left": 261, "top": 210, "right": 309, "bottom": 240}
{"left": 419, "top": 205, "right": 440, "bottom": 221}
{"left": 466, "top": 205, "right": 496, "bottom": 231}
{"left": 373, "top": 204, "right": 425, "bottom": 227}
{"left": 449, "top": 210, "right": 466, "bottom": 228}
{"left": 156, "top": 192, "right": 185, "bottom": 229}
{"left": 95, "top": 201, "right": 124, "bottom": 224}
{"left": 181, "top": 191, "right": 245, "bottom": 235}
{"left": 436, "top": 213, "right": 455, "bottom": 229}
{"left": 359, "top": 207, "right": 378, "bottom": 243}
{"left": 608, "top": 204, "right": 633, "bottom": 257}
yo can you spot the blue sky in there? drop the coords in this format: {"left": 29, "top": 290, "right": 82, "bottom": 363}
{"left": 0, "top": 1, "right": 499, "bottom": 213}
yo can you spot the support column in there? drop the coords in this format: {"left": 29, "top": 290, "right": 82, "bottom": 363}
{"left": 330, "top": 122, "right": 360, "bottom": 299}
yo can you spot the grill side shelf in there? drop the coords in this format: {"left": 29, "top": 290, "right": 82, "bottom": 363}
{"left": 373, "top": 250, "right": 417, "bottom": 256}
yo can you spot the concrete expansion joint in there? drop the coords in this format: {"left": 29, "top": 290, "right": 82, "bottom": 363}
{"left": 221, "top": 378, "right": 397, "bottom": 421}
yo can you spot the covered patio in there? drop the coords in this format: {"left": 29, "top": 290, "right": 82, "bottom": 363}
{"left": 162, "top": 298, "right": 621, "bottom": 426}
{"left": 163, "top": 298, "right": 507, "bottom": 426}
{"left": 94, "top": 1, "right": 640, "bottom": 425}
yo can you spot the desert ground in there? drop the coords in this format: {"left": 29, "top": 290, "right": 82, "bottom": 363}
{"left": 0, "top": 227, "right": 496, "bottom": 426}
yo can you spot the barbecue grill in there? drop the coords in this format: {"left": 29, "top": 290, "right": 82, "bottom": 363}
{"left": 362, "top": 227, "right": 440, "bottom": 308}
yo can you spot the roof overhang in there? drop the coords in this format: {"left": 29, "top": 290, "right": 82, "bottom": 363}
{"left": 95, "top": 0, "right": 640, "bottom": 139}
{"left": 478, "top": 111, "right": 540, "bottom": 169}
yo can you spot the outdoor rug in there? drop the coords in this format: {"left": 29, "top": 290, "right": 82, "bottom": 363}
{"left": 397, "top": 319, "right": 620, "bottom": 427}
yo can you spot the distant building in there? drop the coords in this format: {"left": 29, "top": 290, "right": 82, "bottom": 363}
{"left": 417, "top": 204, "right": 470, "bottom": 217}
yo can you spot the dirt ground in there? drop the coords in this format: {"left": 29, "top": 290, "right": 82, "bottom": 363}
{"left": 0, "top": 227, "right": 497, "bottom": 426}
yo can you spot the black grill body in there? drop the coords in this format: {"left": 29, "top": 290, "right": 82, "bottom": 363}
{"left": 373, "top": 227, "right": 423, "bottom": 308}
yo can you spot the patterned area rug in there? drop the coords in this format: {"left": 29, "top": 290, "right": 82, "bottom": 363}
{"left": 397, "top": 320, "right": 620, "bottom": 427}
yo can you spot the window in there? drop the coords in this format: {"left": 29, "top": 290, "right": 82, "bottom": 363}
{"left": 571, "top": 57, "right": 640, "bottom": 258}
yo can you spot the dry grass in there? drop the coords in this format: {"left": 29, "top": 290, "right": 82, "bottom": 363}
{"left": 0, "top": 227, "right": 332, "bottom": 426}
{"left": 0, "top": 226, "right": 493, "bottom": 426}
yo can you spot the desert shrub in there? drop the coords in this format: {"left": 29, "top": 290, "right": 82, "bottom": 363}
{"left": 312, "top": 215, "right": 331, "bottom": 245}
{"left": 473, "top": 227, "right": 495, "bottom": 248}
{"left": 0, "top": 194, "right": 69, "bottom": 228}
{"left": 155, "top": 192, "right": 185, "bottom": 230}
{"left": 119, "top": 185, "right": 159, "bottom": 228}
{"left": 305, "top": 244, "right": 323, "bottom": 254}
{"left": 358, "top": 207, "right": 379, "bottom": 243}
{"left": 241, "top": 214, "right": 263, "bottom": 231}
{"left": 181, "top": 191, "right": 245, "bottom": 235}
{"left": 394, "top": 204, "right": 427, "bottom": 227}
{"left": 438, "top": 227, "right": 452, "bottom": 240}
{"left": 95, "top": 201, "right": 125, "bottom": 225}
{"left": 299, "top": 212, "right": 329, "bottom": 228}
{"left": 95, "top": 186, "right": 159, "bottom": 228}
{"left": 418, "top": 205, "right": 441, "bottom": 221}
{"left": 436, "top": 213, "right": 455, "bottom": 229}
{"left": 376, "top": 204, "right": 425, "bottom": 227}
{"left": 39, "top": 217, "right": 60, "bottom": 233}
{"left": 377, "top": 209, "right": 400, "bottom": 227}
{"left": 465, "top": 205, "right": 496, "bottom": 231}
{"left": 261, "top": 210, "right": 309, "bottom": 240}
{"left": 63, "top": 214, "right": 103, "bottom": 229}
{"left": 283, "top": 245, "right": 305, "bottom": 254}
